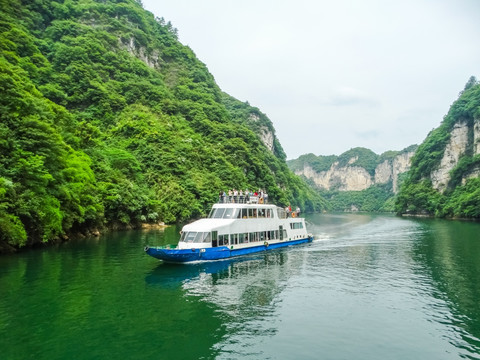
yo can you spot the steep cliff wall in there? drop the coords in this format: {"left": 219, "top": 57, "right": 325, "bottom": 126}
{"left": 430, "top": 121, "right": 470, "bottom": 192}
{"left": 395, "top": 78, "right": 480, "bottom": 218}
{"left": 291, "top": 149, "right": 415, "bottom": 193}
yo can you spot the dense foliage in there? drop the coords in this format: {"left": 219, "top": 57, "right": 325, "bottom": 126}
{"left": 0, "top": 0, "right": 326, "bottom": 251}
{"left": 395, "top": 78, "right": 480, "bottom": 218}
{"left": 320, "top": 183, "right": 396, "bottom": 212}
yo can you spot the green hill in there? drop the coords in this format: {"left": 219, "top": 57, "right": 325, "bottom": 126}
{"left": 0, "top": 0, "right": 326, "bottom": 252}
{"left": 395, "top": 77, "right": 480, "bottom": 218}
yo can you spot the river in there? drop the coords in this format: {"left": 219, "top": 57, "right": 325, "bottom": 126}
{"left": 0, "top": 213, "right": 479, "bottom": 359}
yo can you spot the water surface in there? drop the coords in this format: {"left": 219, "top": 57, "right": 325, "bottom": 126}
{"left": 1, "top": 214, "right": 479, "bottom": 359}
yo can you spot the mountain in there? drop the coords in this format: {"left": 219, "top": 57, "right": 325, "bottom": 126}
{"left": 0, "top": 0, "right": 326, "bottom": 252}
{"left": 288, "top": 146, "right": 417, "bottom": 212}
{"left": 395, "top": 77, "right": 480, "bottom": 218}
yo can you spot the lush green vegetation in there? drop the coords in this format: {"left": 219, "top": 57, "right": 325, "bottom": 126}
{"left": 0, "top": 0, "right": 326, "bottom": 252}
{"left": 395, "top": 78, "right": 480, "bottom": 218}
{"left": 320, "top": 183, "right": 396, "bottom": 212}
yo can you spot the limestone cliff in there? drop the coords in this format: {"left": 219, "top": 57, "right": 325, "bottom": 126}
{"left": 429, "top": 117, "right": 480, "bottom": 191}
{"left": 430, "top": 121, "right": 470, "bottom": 192}
{"left": 288, "top": 147, "right": 416, "bottom": 194}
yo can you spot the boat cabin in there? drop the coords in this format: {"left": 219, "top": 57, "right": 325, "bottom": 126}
{"left": 177, "top": 203, "right": 307, "bottom": 250}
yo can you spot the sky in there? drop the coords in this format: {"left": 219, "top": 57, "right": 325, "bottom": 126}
{"left": 142, "top": 0, "right": 480, "bottom": 160}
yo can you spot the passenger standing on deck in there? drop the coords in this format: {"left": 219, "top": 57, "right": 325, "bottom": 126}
{"left": 228, "top": 189, "right": 233, "bottom": 203}
{"left": 233, "top": 189, "right": 238, "bottom": 203}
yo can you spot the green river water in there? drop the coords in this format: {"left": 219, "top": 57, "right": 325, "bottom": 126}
{"left": 1, "top": 213, "right": 479, "bottom": 359}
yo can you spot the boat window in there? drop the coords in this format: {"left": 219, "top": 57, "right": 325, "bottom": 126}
{"left": 201, "top": 232, "right": 211, "bottom": 243}
{"left": 248, "top": 208, "right": 254, "bottom": 218}
{"left": 218, "top": 234, "right": 229, "bottom": 246}
{"left": 241, "top": 208, "right": 248, "bottom": 219}
{"left": 258, "top": 209, "right": 265, "bottom": 218}
{"left": 184, "top": 232, "right": 197, "bottom": 242}
{"left": 211, "top": 208, "right": 225, "bottom": 218}
{"left": 223, "top": 208, "right": 239, "bottom": 219}
{"left": 239, "top": 233, "right": 247, "bottom": 244}
{"left": 290, "top": 222, "right": 304, "bottom": 229}
{"left": 181, "top": 232, "right": 212, "bottom": 243}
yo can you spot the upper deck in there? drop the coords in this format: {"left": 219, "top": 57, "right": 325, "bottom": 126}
{"left": 209, "top": 202, "right": 287, "bottom": 220}
{"left": 218, "top": 194, "right": 267, "bottom": 205}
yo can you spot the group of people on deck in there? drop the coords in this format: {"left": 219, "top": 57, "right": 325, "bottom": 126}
{"left": 285, "top": 205, "right": 301, "bottom": 218}
{"left": 218, "top": 189, "right": 268, "bottom": 204}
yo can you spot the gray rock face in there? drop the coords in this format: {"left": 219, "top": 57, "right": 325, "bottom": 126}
{"left": 295, "top": 151, "right": 415, "bottom": 193}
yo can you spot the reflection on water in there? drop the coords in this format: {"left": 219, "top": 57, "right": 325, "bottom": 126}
{"left": 411, "top": 219, "right": 480, "bottom": 358}
{"left": 0, "top": 215, "right": 480, "bottom": 359}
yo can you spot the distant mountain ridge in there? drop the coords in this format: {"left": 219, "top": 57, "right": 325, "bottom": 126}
{"left": 288, "top": 146, "right": 417, "bottom": 193}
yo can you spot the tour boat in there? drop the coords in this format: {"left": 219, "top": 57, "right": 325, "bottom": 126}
{"left": 144, "top": 198, "right": 314, "bottom": 263}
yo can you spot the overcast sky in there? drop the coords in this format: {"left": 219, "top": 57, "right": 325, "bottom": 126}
{"left": 142, "top": 0, "right": 480, "bottom": 159}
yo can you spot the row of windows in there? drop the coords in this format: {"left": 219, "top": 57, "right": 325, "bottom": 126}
{"left": 182, "top": 227, "right": 303, "bottom": 245}
{"left": 208, "top": 207, "right": 275, "bottom": 219}
{"left": 215, "top": 230, "right": 287, "bottom": 246}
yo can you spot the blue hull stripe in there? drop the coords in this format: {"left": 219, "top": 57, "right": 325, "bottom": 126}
{"left": 145, "top": 237, "right": 313, "bottom": 263}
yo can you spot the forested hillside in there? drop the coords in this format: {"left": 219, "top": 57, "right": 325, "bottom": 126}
{"left": 0, "top": 0, "right": 326, "bottom": 252}
{"left": 395, "top": 78, "right": 480, "bottom": 218}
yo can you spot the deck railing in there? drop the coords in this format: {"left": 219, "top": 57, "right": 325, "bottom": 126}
{"left": 217, "top": 195, "right": 268, "bottom": 204}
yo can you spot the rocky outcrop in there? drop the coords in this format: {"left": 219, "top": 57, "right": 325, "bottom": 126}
{"left": 474, "top": 117, "right": 480, "bottom": 156}
{"left": 259, "top": 126, "right": 274, "bottom": 152}
{"left": 431, "top": 122, "right": 469, "bottom": 192}
{"left": 391, "top": 152, "right": 413, "bottom": 192}
{"left": 425, "top": 115, "right": 480, "bottom": 191}
{"left": 122, "top": 37, "right": 160, "bottom": 69}
{"left": 300, "top": 163, "right": 373, "bottom": 191}
{"left": 461, "top": 117, "right": 480, "bottom": 185}
{"left": 294, "top": 151, "right": 415, "bottom": 193}
{"left": 249, "top": 113, "right": 276, "bottom": 153}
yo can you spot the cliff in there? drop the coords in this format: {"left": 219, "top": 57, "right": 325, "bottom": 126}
{"left": 395, "top": 77, "right": 480, "bottom": 218}
{"left": 287, "top": 147, "right": 417, "bottom": 212}
{"left": 288, "top": 147, "right": 416, "bottom": 194}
